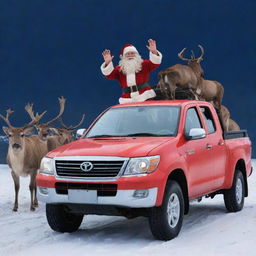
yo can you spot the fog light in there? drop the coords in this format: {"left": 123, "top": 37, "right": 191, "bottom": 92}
{"left": 39, "top": 187, "right": 49, "bottom": 195}
{"left": 133, "top": 189, "right": 149, "bottom": 198}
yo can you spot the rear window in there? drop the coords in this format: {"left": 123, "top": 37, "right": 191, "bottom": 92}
{"left": 200, "top": 107, "right": 216, "bottom": 134}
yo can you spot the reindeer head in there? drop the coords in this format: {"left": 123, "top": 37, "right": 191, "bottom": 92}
{"left": 1, "top": 109, "right": 46, "bottom": 152}
{"left": 54, "top": 114, "right": 85, "bottom": 144}
{"left": 25, "top": 96, "right": 66, "bottom": 141}
{"left": 178, "top": 45, "right": 205, "bottom": 78}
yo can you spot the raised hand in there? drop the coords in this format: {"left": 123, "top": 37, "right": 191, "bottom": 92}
{"left": 102, "top": 49, "right": 114, "bottom": 65}
{"left": 146, "top": 39, "right": 158, "bottom": 55}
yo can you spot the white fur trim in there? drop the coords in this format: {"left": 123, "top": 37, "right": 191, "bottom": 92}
{"left": 149, "top": 51, "right": 162, "bottom": 64}
{"left": 126, "top": 73, "right": 136, "bottom": 86}
{"left": 101, "top": 62, "right": 114, "bottom": 76}
{"left": 123, "top": 46, "right": 138, "bottom": 56}
{"left": 119, "top": 89, "right": 156, "bottom": 104}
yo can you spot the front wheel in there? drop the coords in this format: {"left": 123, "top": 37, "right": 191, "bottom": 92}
{"left": 46, "top": 204, "right": 84, "bottom": 233}
{"left": 149, "top": 180, "right": 184, "bottom": 241}
{"left": 224, "top": 170, "right": 245, "bottom": 212}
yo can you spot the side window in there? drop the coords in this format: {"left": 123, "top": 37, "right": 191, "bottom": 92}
{"left": 200, "top": 107, "right": 216, "bottom": 134}
{"left": 185, "top": 108, "right": 202, "bottom": 134}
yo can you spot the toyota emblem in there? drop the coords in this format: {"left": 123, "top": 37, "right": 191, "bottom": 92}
{"left": 80, "top": 162, "right": 94, "bottom": 172}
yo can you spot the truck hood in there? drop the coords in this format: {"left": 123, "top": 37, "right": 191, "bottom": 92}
{"left": 46, "top": 137, "right": 174, "bottom": 158}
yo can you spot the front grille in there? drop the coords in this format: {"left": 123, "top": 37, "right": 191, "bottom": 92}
{"left": 55, "top": 160, "right": 125, "bottom": 178}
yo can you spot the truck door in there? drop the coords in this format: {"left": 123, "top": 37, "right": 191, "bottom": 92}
{"left": 199, "top": 106, "right": 227, "bottom": 189}
{"left": 184, "top": 107, "right": 214, "bottom": 198}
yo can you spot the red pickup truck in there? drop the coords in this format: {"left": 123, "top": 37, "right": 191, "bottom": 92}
{"left": 37, "top": 100, "right": 252, "bottom": 240}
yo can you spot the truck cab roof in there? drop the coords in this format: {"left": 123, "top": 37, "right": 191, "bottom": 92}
{"left": 111, "top": 100, "right": 212, "bottom": 108}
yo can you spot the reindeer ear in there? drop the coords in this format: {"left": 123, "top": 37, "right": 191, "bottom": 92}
{"left": 2, "top": 126, "right": 10, "bottom": 135}
{"left": 23, "top": 126, "right": 35, "bottom": 136}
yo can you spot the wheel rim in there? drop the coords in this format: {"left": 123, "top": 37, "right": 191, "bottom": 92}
{"left": 167, "top": 193, "right": 180, "bottom": 228}
{"left": 236, "top": 178, "right": 243, "bottom": 204}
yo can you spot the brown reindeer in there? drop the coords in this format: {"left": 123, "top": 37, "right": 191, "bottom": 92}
{"left": 25, "top": 96, "right": 66, "bottom": 151}
{"left": 220, "top": 105, "right": 240, "bottom": 131}
{"left": 46, "top": 114, "right": 85, "bottom": 150}
{"left": 157, "top": 51, "right": 200, "bottom": 100}
{"left": 176, "top": 45, "right": 224, "bottom": 110}
{"left": 0, "top": 108, "right": 47, "bottom": 211}
{"left": 57, "top": 115, "right": 85, "bottom": 142}
{"left": 158, "top": 45, "right": 224, "bottom": 110}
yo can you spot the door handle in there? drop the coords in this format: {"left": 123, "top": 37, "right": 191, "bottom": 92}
{"left": 206, "top": 144, "right": 212, "bottom": 150}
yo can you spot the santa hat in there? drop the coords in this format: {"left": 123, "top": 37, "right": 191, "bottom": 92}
{"left": 120, "top": 44, "right": 138, "bottom": 56}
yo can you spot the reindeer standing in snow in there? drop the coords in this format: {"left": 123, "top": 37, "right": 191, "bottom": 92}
{"left": 0, "top": 108, "right": 47, "bottom": 211}
{"left": 25, "top": 97, "right": 66, "bottom": 151}
{"left": 54, "top": 115, "right": 85, "bottom": 142}
{"left": 25, "top": 97, "right": 85, "bottom": 151}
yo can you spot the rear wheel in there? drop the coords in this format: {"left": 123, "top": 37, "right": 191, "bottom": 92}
{"left": 46, "top": 204, "right": 84, "bottom": 233}
{"left": 149, "top": 180, "right": 184, "bottom": 240}
{"left": 224, "top": 170, "right": 245, "bottom": 212}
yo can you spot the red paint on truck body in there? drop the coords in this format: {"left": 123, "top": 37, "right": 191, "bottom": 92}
{"left": 36, "top": 100, "right": 252, "bottom": 206}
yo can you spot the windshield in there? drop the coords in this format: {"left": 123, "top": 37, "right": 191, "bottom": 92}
{"left": 86, "top": 106, "right": 180, "bottom": 138}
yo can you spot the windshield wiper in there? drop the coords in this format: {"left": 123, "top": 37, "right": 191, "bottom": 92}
{"left": 125, "top": 133, "right": 164, "bottom": 137}
{"left": 88, "top": 133, "right": 174, "bottom": 138}
{"left": 87, "top": 134, "right": 120, "bottom": 138}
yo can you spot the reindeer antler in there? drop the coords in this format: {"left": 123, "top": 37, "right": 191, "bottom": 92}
{"left": 58, "top": 114, "right": 85, "bottom": 130}
{"left": 196, "top": 44, "right": 204, "bottom": 63}
{"left": 191, "top": 50, "right": 196, "bottom": 60}
{"left": 25, "top": 103, "right": 37, "bottom": 121}
{"left": 46, "top": 96, "right": 66, "bottom": 125}
{"left": 0, "top": 109, "right": 15, "bottom": 128}
{"left": 25, "top": 103, "right": 47, "bottom": 126}
{"left": 178, "top": 48, "right": 191, "bottom": 62}
{"left": 178, "top": 45, "right": 205, "bottom": 63}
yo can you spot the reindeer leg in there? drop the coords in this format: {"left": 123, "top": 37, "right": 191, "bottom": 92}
{"left": 162, "top": 84, "right": 172, "bottom": 100}
{"left": 215, "top": 85, "right": 224, "bottom": 111}
{"left": 171, "top": 86, "right": 176, "bottom": 100}
{"left": 11, "top": 171, "right": 20, "bottom": 212}
{"left": 29, "top": 172, "right": 37, "bottom": 211}
{"left": 169, "top": 83, "right": 176, "bottom": 100}
{"left": 188, "top": 89, "right": 199, "bottom": 100}
{"left": 34, "top": 183, "right": 38, "bottom": 207}
{"left": 163, "top": 74, "right": 175, "bottom": 100}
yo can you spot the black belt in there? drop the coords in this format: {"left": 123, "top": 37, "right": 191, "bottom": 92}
{"left": 123, "top": 82, "right": 149, "bottom": 93}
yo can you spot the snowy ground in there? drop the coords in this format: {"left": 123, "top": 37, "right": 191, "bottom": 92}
{"left": 0, "top": 161, "right": 256, "bottom": 256}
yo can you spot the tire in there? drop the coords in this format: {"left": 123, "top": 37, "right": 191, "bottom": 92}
{"left": 46, "top": 204, "right": 84, "bottom": 233}
{"left": 224, "top": 170, "right": 245, "bottom": 212}
{"left": 149, "top": 180, "right": 184, "bottom": 241}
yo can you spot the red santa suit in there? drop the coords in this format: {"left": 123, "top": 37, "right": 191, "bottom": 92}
{"left": 101, "top": 44, "right": 162, "bottom": 104}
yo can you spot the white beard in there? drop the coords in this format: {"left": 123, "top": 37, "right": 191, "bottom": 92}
{"left": 119, "top": 54, "right": 143, "bottom": 75}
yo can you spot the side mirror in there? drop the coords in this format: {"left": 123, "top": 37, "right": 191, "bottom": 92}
{"left": 76, "top": 128, "right": 86, "bottom": 139}
{"left": 185, "top": 128, "right": 206, "bottom": 140}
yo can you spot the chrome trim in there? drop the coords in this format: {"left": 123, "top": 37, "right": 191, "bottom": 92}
{"left": 38, "top": 187, "right": 158, "bottom": 208}
{"left": 80, "top": 162, "right": 94, "bottom": 172}
{"left": 53, "top": 156, "right": 130, "bottom": 182}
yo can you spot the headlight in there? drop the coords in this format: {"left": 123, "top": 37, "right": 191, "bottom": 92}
{"left": 39, "top": 157, "right": 54, "bottom": 175}
{"left": 124, "top": 155, "right": 160, "bottom": 175}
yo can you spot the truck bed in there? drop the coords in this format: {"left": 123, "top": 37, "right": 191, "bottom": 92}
{"left": 224, "top": 130, "right": 248, "bottom": 140}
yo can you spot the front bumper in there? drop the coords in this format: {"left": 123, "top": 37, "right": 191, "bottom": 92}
{"left": 38, "top": 187, "right": 158, "bottom": 208}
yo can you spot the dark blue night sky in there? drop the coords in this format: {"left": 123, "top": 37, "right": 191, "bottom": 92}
{"left": 0, "top": 0, "right": 255, "bottom": 159}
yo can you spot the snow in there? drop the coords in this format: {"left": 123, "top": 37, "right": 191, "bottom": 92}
{"left": 0, "top": 135, "right": 8, "bottom": 143}
{"left": 0, "top": 161, "right": 256, "bottom": 256}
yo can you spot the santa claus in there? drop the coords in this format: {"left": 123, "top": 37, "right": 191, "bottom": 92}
{"left": 100, "top": 39, "right": 162, "bottom": 104}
